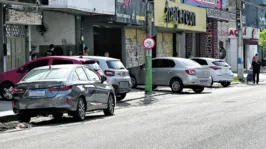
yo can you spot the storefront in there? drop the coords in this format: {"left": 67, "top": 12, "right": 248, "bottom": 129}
{"left": 4, "top": 5, "right": 42, "bottom": 71}
{"left": 154, "top": 0, "right": 206, "bottom": 58}
{"left": 227, "top": 27, "right": 260, "bottom": 72}
{"left": 116, "top": 0, "right": 147, "bottom": 68}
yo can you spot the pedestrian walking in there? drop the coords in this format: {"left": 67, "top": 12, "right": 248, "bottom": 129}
{"left": 44, "top": 44, "right": 56, "bottom": 56}
{"left": 252, "top": 54, "right": 261, "bottom": 84}
{"left": 83, "top": 47, "right": 89, "bottom": 56}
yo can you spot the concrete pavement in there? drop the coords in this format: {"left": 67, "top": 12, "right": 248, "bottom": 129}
{"left": 1, "top": 81, "right": 266, "bottom": 148}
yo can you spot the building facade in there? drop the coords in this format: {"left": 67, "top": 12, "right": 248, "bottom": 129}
{"left": 154, "top": 0, "right": 207, "bottom": 60}
{"left": 183, "top": 0, "right": 238, "bottom": 60}
{"left": 244, "top": 0, "right": 265, "bottom": 60}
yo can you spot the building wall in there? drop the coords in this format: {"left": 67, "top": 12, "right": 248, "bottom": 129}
{"left": 156, "top": 32, "right": 173, "bottom": 57}
{"left": 49, "top": 0, "right": 115, "bottom": 15}
{"left": 31, "top": 11, "right": 75, "bottom": 55}
{"left": 124, "top": 28, "right": 145, "bottom": 68}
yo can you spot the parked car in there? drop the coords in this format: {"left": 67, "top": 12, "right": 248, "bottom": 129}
{"left": 76, "top": 56, "right": 131, "bottom": 101}
{"left": 191, "top": 57, "right": 233, "bottom": 87}
{"left": 12, "top": 64, "right": 115, "bottom": 122}
{"left": 128, "top": 57, "right": 211, "bottom": 94}
{"left": 0, "top": 56, "right": 101, "bottom": 100}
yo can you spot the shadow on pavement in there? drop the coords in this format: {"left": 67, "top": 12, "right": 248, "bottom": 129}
{"left": 31, "top": 114, "right": 107, "bottom": 127}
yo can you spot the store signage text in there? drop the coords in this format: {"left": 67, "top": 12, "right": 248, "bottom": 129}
{"left": 228, "top": 27, "right": 259, "bottom": 39}
{"left": 164, "top": 7, "right": 196, "bottom": 26}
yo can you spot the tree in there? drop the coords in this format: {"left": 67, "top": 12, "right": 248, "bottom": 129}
{"left": 259, "top": 29, "right": 266, "bottom": 50}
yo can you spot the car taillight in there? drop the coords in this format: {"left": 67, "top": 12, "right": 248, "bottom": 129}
{"left": 12, "top": 88, "right": 25, "bottom": 94}
{"left": 49, "top": 85, "right": 72, "bottom": 91}
{"left": 104, "top": 70, "right": 115, "bottom": 76}
{"left": 210, "top": 66, "right": 221, "bottom": 70}
{"left": 185, "top": 69, "right": 196, "bottom": 75}
{"left": 229, "top": 68, "right": 232, "bottom": 70}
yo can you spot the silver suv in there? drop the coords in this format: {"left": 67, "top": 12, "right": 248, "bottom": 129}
{"left": 77, "top": 56, "right": 131, "bottom": 101}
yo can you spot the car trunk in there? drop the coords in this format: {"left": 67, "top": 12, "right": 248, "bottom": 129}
{"left": 193, "top": 67, "right": 210, "bottom": 78}
{"left": 16, "top": 80, "right": 64, "bottom": 99}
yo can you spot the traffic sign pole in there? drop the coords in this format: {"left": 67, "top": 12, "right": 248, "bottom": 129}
{"left": 143, "top": 1, "right": 154, "bottom": 101}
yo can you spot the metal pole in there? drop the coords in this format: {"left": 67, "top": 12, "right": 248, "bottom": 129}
{"left": 237, "top": 0, "right": 244, "bottom": 81}
{"left": 144, "top": 1, "right": 153, "bottom": 101}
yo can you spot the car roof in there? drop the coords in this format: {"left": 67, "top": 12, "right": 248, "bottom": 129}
{"left": 154, "top": 57, "right": 190, "bottom": 61}
{"left": 191, "top": 57, "right": 224, "bottom": 61}
{"left": 35, "top": 64, "right": 82, "bottom": 70}
{"left": 76, "top": 56, "right": 119, "bottom": 61}
{"left": 34, "top": 56, "right": 95, "bottom": 62}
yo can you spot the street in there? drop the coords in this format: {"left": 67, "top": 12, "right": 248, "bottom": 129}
{"left": 0, "top": 82, "right": 266, "bottom": 149}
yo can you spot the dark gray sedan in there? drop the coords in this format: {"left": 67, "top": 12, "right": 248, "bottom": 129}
{"left": 12, "top": 65, "right": 116, "bottom": 122}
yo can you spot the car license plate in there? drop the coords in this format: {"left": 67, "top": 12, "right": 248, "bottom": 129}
{"left": 28, "top": 90, "right": 46, "bottom": 97}
{"left": 119, "top": 82, "right": 129, "bottom": 88}
{"left": 200, "top": 80, "right": 208, "bottom": 85}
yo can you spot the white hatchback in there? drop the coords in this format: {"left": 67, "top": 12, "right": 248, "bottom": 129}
{"left": 191, "top": 58, "right": 234, "bottom": 87}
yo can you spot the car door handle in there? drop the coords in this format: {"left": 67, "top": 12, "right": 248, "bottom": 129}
{"left": 168, "top": 71, "right": 172, "bottom": 73}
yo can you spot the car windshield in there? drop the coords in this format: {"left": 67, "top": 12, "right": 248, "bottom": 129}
{"left": 106, "top": 60, "right": 125, "bottom": 70}
{"left": 180, "top": 59, "right": 201, "bottom": 67}
{"left": 212, "top": 61, "right": 229, "bottom": 67}
{"left": 22, "top": 68, "right": 70, "bottom": 81}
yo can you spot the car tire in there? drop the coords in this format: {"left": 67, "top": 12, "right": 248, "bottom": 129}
{"left": 192, "top": 87, "right": 205, "bottom": 94}
{"left": 152, "top": 85, "right": 158, "bottom": 90}
{"left": 104, "top": 94, "right": 115, "bottom": 116}
{"left": 116, "top": 93, "right": 126, "bottom": 101}
{"left": 221, "top": 82, "right": 231, "bottom": 87}
{"left": 17, "top": 113, "right": 31, "bottom": 123}
{"left": 52, "top": 113, "right": 63, "bottom": 120}
{"left": 130, "top": 75, "right": 138, "bottom": 88}
{"left": 210, "top": 76, "right": 214, "bottom": 87}
{"left": 73, "top": 98, "right": 86, "bottom": 121}
{"left": 170, "top": 78, "right": 183, "bottom": 93}
{"left": 0, "top": 82, "right": 14, "bottom": 100}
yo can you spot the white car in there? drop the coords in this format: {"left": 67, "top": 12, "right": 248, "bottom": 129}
{"left": 75, "top": 56, "right": 131, "bottom": 101}
{"left": 191, "top": 58, "right": 234, "bottom": 87}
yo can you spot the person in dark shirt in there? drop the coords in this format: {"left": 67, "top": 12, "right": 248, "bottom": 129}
{"left": 44, "top": 44, "right": 56, "bottom": 56}
{"left": 252, "top": 54, "right": 261, "bottom": 84}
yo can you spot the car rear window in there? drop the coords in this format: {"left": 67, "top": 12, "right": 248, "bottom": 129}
{"left": 83, "top": 62, "right": 101, "bottom": 70}
{"left": 106, "top": 60, "right": 125, "bottom": 70}
{"left": 22, "top": 68, "right": 70, "bottom": 81}
{"left": 180, "top": 59, "right": 201, "bottom": 67}
{"left": 212, "top": 61, "right": 229, "bottom": 67}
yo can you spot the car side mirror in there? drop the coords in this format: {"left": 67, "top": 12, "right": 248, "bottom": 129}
{"left": 101, "top": 75, "right": 107, "bottom": 83}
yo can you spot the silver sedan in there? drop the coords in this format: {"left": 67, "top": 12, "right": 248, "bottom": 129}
{"left": 12, "top": 64, "right": 116, "bottom": 122}
{"left": 128, "top": 57, "right": 211, "bottom": 93}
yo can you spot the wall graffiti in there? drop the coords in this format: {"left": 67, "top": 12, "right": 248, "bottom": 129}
{"left": 125, "top": 28, "right": 145, "bottom": 68}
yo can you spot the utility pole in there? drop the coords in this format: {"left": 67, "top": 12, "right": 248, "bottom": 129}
{"left": 236, "top": 0, "right": 244, "bottom": 81}
{"left": 144, "top": 0, "right": 153, "bottom": 101}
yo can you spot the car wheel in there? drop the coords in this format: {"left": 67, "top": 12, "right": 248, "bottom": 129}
{"left": 116, "top": 93, "right": 126, "bottom": 101}
{"left": 17, "top": 113, "right": 31, "bottom": 123}
{"left": 210, "top": 76, "right": 214, "bottom": 87}
{"left": 52, "top": 112, "right": 63, "bottom": 120}
{"left": 221, "top": 82, "right": 231, "bottom": 87}
{"left": 104, "top": 94, "right": 115, "bottom": 116}
{"left": 170, "top": 78, "right": 183, "bottom": 93}
{"left": 152, "top": 85, "right": 158, "bottom": 90}
{"left": 73, "top": 98, "right": 86, "bottom": 121}
{"left": 130, "top": 75, "right": 137, "bottom": 88}
{"left": 0, "top": 82, "right": 14, "bottom": 100}
{"left": 192, "top": 87, "right": 205, "bottom": 94}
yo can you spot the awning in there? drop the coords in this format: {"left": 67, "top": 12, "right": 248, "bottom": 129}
{"left": 243, "top": 39, "right": 258, "bottom": 45}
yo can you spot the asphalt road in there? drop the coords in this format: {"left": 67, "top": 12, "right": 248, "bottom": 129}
{"left": 1, "top": 83, "right": 266, "bottom": 149}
